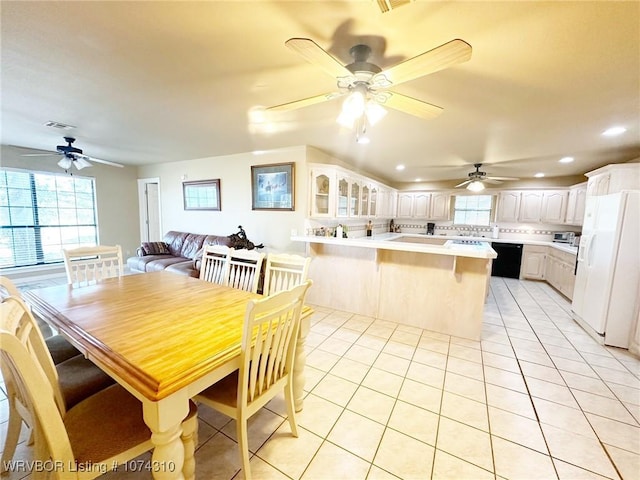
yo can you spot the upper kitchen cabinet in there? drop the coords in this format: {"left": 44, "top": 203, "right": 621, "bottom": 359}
{"left": 498, "top": 190, "right": 568, "bottom": 224}
{"left": 586, "top": 163, "right": 640, "bottom": 196}
{"left": 429, "top": 192, "right": 451, "bottom": 220}
{"left": 395, "top": 191, "right": 450, "bottom": 220}
{"left": 496, "top": 191, "right": 522, "bottom": 223}
{"left": 361, "top": 184, "right": 370, "bottom": 217}
{"left": 310, "top": 167, "right": 335, "bottom": 218}
{"left": 540, "top": 190, "right": 568, "bottom": 224}
{"left": 565, "top": 183, "right": 587, "bottom": 225}
{"left": 519, "top": 191, "right": 544, "bottom": 223}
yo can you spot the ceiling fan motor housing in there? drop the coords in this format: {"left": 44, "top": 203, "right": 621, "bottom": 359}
{"left": 57, "top": 137, "right": 83, "bottom": 156}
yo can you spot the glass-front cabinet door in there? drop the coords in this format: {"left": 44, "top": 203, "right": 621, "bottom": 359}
{"left": 361, "top": 185, "right": 370, "bottom": 217}
{"left": 337, "top": 176, "right": 349, "bottom": 217}
{"left": 370, "top": 187, "right": 378, "bottom": 217}
{"left": 350, "top": 181, "right": 360, "bottom": 217}
{"left": 310, "top": 169, "right": 334, "bottom": 217}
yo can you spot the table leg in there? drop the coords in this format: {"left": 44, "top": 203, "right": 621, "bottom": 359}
{"left": 143, "top": 399, "right": 188, "bottom": 480}
{"left": 293, "top": 313, "right": 310, "bottom": 412}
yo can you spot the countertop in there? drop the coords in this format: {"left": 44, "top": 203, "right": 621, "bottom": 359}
{"left": 292, "top": 233, "right": 497, "bottom": 259}
{"left": 292, "top": 233, "right": 578, "bottom": 257}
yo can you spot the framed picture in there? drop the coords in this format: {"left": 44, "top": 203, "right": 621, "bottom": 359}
{"left": 251, "top": 162, "right": 295, "bottom": 211}
{"left": 183, "top": 179, "right": 221, "bottom": 211}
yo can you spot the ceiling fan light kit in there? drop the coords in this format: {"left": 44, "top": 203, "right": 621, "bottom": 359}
{"left": 467, "top": 180, "right": 485, "bottom": 192}
{"left": 267, "top": 37, "right": 472, "bottom": 143}
{"left": 21, "top": 136, "right": 125, "bottom": 171}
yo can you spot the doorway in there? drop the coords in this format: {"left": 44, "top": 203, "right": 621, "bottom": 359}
{"left": 137, "top": 178, "right": 162, "bottom": 242}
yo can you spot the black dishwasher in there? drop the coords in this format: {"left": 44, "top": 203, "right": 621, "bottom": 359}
{"left": 491, "top": 242, "right": 523, "bottom": 278}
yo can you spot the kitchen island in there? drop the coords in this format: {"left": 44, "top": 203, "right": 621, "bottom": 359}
{"left": 292, "top": 233, "right": 497, "bottom": 340}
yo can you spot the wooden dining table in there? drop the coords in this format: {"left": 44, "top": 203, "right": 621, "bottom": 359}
{"left": 24, "top": 270, "right": 313, "bottom": 480}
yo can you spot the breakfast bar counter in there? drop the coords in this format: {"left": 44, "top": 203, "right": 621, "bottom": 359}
{"left": 293, "top": 234, "right": 497, "bottom": 340}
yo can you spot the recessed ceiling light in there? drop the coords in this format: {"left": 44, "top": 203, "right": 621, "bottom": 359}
{"left": 559, "top": 156, "right": 574, "bottom": 163}
{"left": 602, "top": 126, "right": 627, "bottom": 137}
{"left": 395, "top": 164, "right": 405, "bottom": 171}
{"left": 534, "top": 172, "right": 545, "bottom": 178}
{"left": 415, "top": 178, "right": 421, "bottom": 182}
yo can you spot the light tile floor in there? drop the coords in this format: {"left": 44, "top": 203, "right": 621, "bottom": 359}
{"left": 1, "top": 276, "right": 639, "bottom": 479}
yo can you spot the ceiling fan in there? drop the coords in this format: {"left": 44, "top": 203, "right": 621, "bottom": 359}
{"left": 22, "top": 137, "right": 124, "bottom": 170}
{"left": 266, "top": 37, "right": 472, "bottom": 140}
{"left": 455, "top": 163, "right": 519, "bottom": 191}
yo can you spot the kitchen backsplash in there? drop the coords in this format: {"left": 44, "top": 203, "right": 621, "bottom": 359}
{"left": 305, "top": 218, "right": 581, "bottom": 241}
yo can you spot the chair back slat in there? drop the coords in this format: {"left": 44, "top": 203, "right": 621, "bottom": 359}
{"left": 199, "top": 245, "right": 232, "bottom": 285}
{"left": 240, "top": 281, "right": 311, "bottom": 406}
{"left": 0, "top": 332, "right": 74, "bottom": 468}
{"left": 63, "top": 245, "right": 123, "bottom": 288}
{"left": 263, "top": 253, "right": 311, "bottom": 295}
{"left": 228, "top": 250, "right": 265, "bottom": 294}
{"left": 0, "top": 297, "right": 67, "bottom": 415}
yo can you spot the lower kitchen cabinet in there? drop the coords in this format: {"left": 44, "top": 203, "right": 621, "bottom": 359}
{"left": 545, "top": 248, "right": 577, "bottom": 300}
{"left": 520, "top": 245, "right": 546, "bottom": 280}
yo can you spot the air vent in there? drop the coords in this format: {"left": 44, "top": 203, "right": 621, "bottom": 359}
{"left": 44, "top": 121, "right": 76, "bottom": 130}
{"left": 374, "top": 0, "right": 413, "bottom": 13}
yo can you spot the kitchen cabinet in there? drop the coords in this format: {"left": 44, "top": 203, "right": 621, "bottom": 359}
{"left": 413, "top": 193, "right": 430, "bottom": 217}
{"left": 586, "top": 163, "right": 640, "bottom": 196}
{"left": 397, "top": 193, "right": 414, "bottom": 218}
{"left": 545, "top": 247, "right": 576, "bottom": 300}
{"left": 336, "top": 175, "right": 349, "bottom": 217}
{"left": 429, "top": 193, "right": 451, "bottom": 220}
{"left": 541, "top": 190, "right": 568, "bottom": 224}
{"left": 518, "top": 190, "right": 568, "bottom": 224}
{"left": 520, "top": 245, "right": 546, "bottom": 280}
{"left": 361, "top": 185, "right": 370, "bottom": 217}
{"left": 369, "top": 186, "right": 378, "bottom": 217}
{"left": 310, "top": 168, "right": 335, "bottom": 218}
{"left": 565, "top": 183, "right": 587, "bottom": 225}
{"left": 395, "top": 191, "right": 450, "bottom": 219}
{"left": 496, "top": 191, "right": 521, "bottom": 223}
{"left": 350, "top": 181, "right": 360, "bottom": 217}
{"left": 519, "top": 192, "right": 544, "bottom": 223}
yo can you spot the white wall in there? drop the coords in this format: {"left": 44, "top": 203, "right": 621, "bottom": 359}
{"left": 137, "top": 146, "right": 311, "bottom": 254}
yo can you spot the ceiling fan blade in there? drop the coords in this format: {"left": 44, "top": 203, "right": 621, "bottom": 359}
{"left": 484, "top": 179, "right": 503, "bottom": 184}
{"left": 285, "top": 38, "right": 353, "bottom": 79}
{"left": 21, "top": 152, "right": 60, "bottom": 157}
{"left": 455, "top": 179, "right": 472, "bottom": 188}
{"left": 265, "top": 92, "right": 343, "bottom": 113}
{"left": 378, "top": 91, "right": 443, "bottom": 119}
{"left": 373, "top": 39, "right": 472, "bottom": 87}
{"left": 486, "top": 176, "right": 519, "bottom": 181}
{"left": 76, "top": 153, "right": 124, "bottom": 168}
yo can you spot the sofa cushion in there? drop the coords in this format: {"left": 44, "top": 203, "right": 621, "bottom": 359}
{"left": 166, "top": 260, "right": 200, "bottom": 277}
{"left": 140, "top": 241, "right": 171, "bottom": 255}
{"left": 180, "top": 233, "right": 208, "bottom": 259}
{"left": 143, "top": 256, "right": 193, "bottom": 272}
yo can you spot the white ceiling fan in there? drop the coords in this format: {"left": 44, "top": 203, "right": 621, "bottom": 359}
{"left": 266, "top": 37, "right": 472, "bottom": 141}
{"left": 455, "top": 163, "right": 520, "bottom": 191}
{"left": 21, "top": 137, "right": 124, "bottom": 171}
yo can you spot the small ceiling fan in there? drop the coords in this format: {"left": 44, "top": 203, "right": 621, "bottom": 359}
{"left": 455, "top": 163, "right": 519, "bottom": 191}
{"left": 22, "top": 137, "right": 124, "bottom": 170}
{"left": 266, "top": 37, "right": 472, "bottom": 139}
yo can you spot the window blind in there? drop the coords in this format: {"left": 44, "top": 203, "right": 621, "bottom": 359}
{"left": 0, "top": 168, "right": 98, "bottom": 268}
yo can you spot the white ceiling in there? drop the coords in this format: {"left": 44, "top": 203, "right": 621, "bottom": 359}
{"left": 2, "top": 1, "right": 639, "bottom": 186}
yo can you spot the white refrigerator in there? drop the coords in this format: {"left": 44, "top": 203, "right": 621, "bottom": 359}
{"left": 571, "top": 191, "right": 640, "bottom": 348}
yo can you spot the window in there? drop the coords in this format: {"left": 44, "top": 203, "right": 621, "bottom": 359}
{"left": 0, "top": 168, "right": 98, "bottom": 268}
{"left": 453, "top": 195, "right": 493, "bottom": 226}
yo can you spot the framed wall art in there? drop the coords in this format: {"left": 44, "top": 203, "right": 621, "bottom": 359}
{"left": 183, "top": 179, "right": 221, "bottom": 211}
{"left": 251, "top": 162, "right": 295, "bottom": 211}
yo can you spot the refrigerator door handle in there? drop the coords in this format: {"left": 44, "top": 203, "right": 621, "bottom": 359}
{"left": 585, "top": 233, "right": 595, "bottom": 268}
{"left": 578, "top": 235, "right": 589, "bottom": 263}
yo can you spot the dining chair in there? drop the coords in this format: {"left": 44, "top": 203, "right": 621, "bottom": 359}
{"left": 0, "top": 296, "right": 116, "bottom": 474}
{"left": 0, "top": 275, "right": 80, "bottom": 364}
{"left": 262, "top": 253, "right": 311, "bottom": 295}
{"left": 199, "top": 245, "right": 233, "bottom": 285}
{"left": 227, "top": 249, "right": 266, "bottom": 294}
{"left": 0, "top": 298, "right": 198, "bottom": 480}
{"left": 195, "top": 280, "right": 312, "bottom": 480}
{"left": 63, "top": 244, "right": 123, "bottom": 287}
